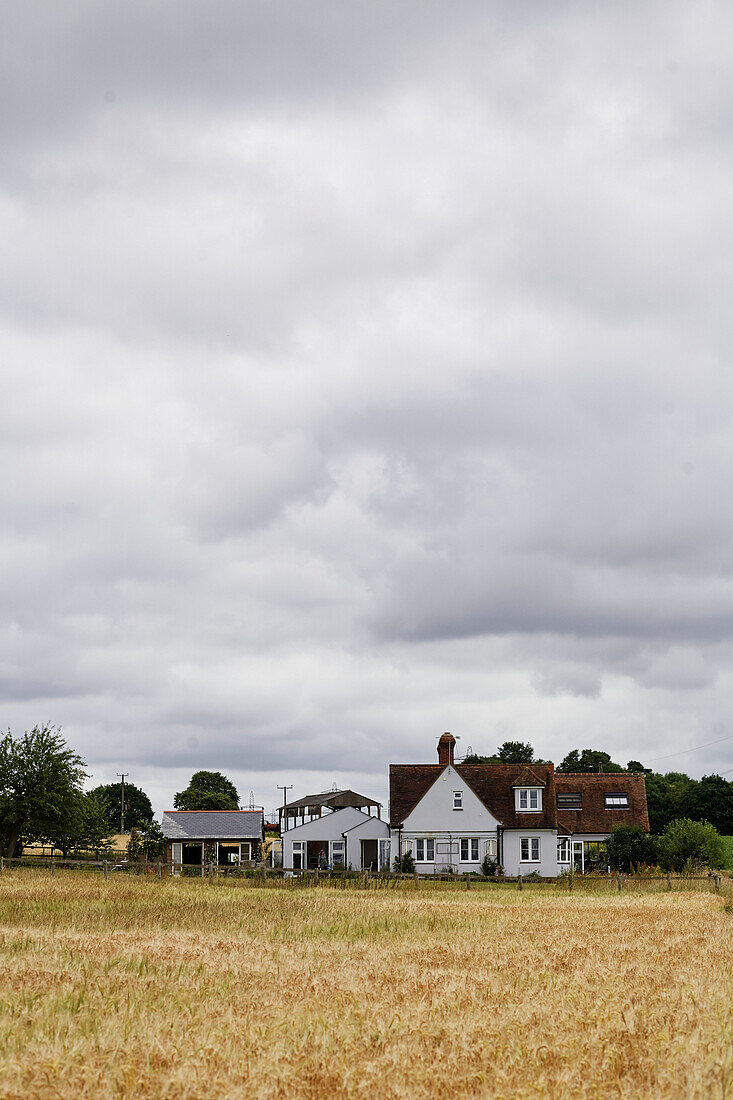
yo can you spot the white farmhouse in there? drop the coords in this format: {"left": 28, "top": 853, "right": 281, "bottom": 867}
{"left": 390, "top": 734, "right": 650, "bottom": 877}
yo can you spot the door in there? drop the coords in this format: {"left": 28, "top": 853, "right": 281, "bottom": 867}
{"left": 361, "top": 839, "right": 378, "bottom": 871}
{"left": 572, "top": 840, "right": 584, "bottom": 873}
{"left": 171, "top": 842, "right": 182, "bottom": 873}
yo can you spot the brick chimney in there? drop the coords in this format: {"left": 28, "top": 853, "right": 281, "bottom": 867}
{"left": 437, "top": 732, "right": 456, "bottom": 767}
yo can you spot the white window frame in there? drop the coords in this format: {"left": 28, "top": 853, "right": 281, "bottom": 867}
{"left": 292, "top": 841, "right": 305, "bottom": 870}
{"left": 378, "top": 838, "right": 391, "bottom": 871}
{"left": 520, "top": 837, "right": 541, "bottom": 863}
{"left": 415, "top": 838, "right": 435, "bottom": 862}
{"left": 557, "top": 838, "right": 571, "bottom": 864}
{"left": 485, "top": 838, "right": 497, "bottom": 860}
{"left": 604, "top": 793, "right": 629, "bottom": 807}
{"left": 453, "top": 790, "right": 463, "bottom": 810}
{"left": 460, "top": 838, "right": 480, "bottom": 862}
{"left": 331, "top": 840, "right": 345, "bottom": 867}
{"left": 516, "top": 788, "right": 542, "bottom": 812}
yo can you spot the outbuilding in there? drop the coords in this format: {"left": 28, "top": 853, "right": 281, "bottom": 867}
{"left": 161, "top": 810, "right": 264, "bottom": 869}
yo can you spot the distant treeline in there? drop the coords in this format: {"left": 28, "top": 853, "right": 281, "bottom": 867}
{"left": 461, "top": 741, "right": 733, "bottom": 835}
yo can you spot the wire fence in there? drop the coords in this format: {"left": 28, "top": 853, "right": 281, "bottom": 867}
{"left": 0, "top": 855, "right": 728, "bottom": 895}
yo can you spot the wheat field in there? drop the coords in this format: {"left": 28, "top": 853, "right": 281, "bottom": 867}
{"left": 0, "top": 872, "right": 731, "bottom": 1099}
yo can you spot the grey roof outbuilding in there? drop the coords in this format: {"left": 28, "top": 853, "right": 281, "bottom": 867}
{"left": 161, "top": 810, "right": 263, "bottom": 841}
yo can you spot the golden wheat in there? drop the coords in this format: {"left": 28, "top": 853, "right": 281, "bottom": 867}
{"left": 0, "top": 871, "right": 731, "bottom": 1099}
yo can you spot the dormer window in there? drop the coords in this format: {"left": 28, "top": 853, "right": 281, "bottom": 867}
{"left": 453, "top": 790, "right": 463, "bottom": 810}
{"left": 604, "top": 793, "right": 629, "bottom": 808}
{"left": 516, "top": 788, "right": 542, "bottom": 812}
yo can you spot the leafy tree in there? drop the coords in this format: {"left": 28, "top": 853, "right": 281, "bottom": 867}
{"left": 0, "top": 725, "right": 86, "bottom": 858}
{"left": 174, "top": 771, "right": 239, "bottom": 811}
{"left": 496, "top": 741, "right": 535, "bottom": 764}
{"left": 658, "top": 818, "right": 725, "bottom": 872}
{"left": 463, "top": 742, "right": 539, "bottom": 765}
{"left": 645, "top": 772, "right": 695, "bottom": 834}
{"left": 627, "top": 760, "right": 651, "bottom": 774}
{"left": 604, "top": 825, "right": 658, "bottom": 873}
{"left": 680, "top": 775, "right": 733, "bottom": 836}
{"left": 556, "top": 749, "right": 624, "bottom": 774}
{"left": 88, "top": 782, "right": 153, "bottom": 832}
{"left": 43, "top": 789, "right": 113, "bottom": 858}
{"left": 128, "top": 819, "right": 166, "bottom": 862}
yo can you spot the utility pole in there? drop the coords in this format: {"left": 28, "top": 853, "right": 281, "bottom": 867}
{"left": 117, "top": 773, "right": 128, "bottom": 834}
{"left": 277, "top": 784, "right": 293, "bottom": 833}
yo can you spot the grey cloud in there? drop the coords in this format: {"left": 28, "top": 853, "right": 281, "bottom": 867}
{"left": 2, "top": 2, "right": 733, "bottom": 799}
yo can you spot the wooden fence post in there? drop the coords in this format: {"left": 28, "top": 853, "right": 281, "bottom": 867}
{"left": 157, "top": 862, "right": 162, "bottom": 879}
{"left": 517, "top": 875, "right": 523, "bottom": 891}
{"left": 466, "top": 874, "right": 471, "bottom": 890}
{"left": 0, "top": 855, "right": 3, "bottom": 873}
{"left": 568, "top": 874, "right": 573, "bottom": 893}
{"left": 104, "top": 861, "right": 109, "bottom": 882}
{"left": 617, "top": 874, "right": 622, "bottom": 892}
{"left": 666, "top": 873, "right": 672, "bottom": 891}
{"left": 715, "top": 874, "right": 721, "bottom": 893}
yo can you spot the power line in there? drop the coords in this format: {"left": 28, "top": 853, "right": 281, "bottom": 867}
{"left": 644, "top": 731, "right": 733, "bottom": 765}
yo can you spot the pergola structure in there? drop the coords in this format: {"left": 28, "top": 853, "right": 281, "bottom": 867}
{"left": 279, "top": 789, "right": 381, "bottom": 831}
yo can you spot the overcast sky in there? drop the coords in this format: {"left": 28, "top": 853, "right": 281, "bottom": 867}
{"left": 3, "top": 2, "right": 733, "bottom": 817}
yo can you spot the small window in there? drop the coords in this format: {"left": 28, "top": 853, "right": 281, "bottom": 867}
{"left": 557, "top": 838, "right": 571, "bottom": 863}
{"left": 331, "top": 841, "right": 345, "bottom": 867}
{"left": 415, "top": 838, "right": 435, "bottom": 862}
{"left": 520, "top": 837, "right": 541, "bottom": 862}
{"left": 453, "top": 790, "right": 463, "bottom": 810}
{"left": 557, "top": 793, "right": 582, "bottom": 810}
{"left": 516, "top": 788, "right": 541, "bottom": 812}
{"left": 460, "top": 838, "right": 479, "bottom": 862}
{"left": 604, "top": 794, "right": 629, "bottom": 808}
{"left": 485, "top": 838, "right": 497, "bottom": 860}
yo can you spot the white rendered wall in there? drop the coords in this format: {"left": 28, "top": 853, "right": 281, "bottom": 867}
{"left": 394, "top": 765, "right": 500, "bottom": 872}
{"left": 502, "top": 830, "right": 558, "bottom": 877}
{"left": 342, "top": 815, "right": 390, "bottom": 869}
{"left": 282, "top": 806, "right": 368, "bottom": 869}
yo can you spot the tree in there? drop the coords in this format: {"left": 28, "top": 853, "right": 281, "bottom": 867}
{"left": 556, "top": 749, "right": 624, "bottom": 774}
{"left": 496, "top": 741, "right": 535, "bottom": 764}
{"left": 42, "top": 789, "right": 113, "bottom": 858}
{"left": 626, "top": 761, "right": 651, "bottom": 774}
{"left": 128, "top": 819, "right": 166, "bottom": 862}
{"left": 88, "top": 782, "right": 154, "bottom": 833}
{"left": 604, "top": 825, "right": 658, "bottom": 873}
{"left": 658, "top": 818, "right": 725, "bottom": 872}
{"left": 680, "top": 775, "right": 733, "bottom": 836}
{"left": 174, "top": 771, "right": 239, "bottom": 811}
{"left": 0, "top": 725, "right": 86, "bottom": 858}
{"left": 462, "top": 742, "right": 538, "bottom": 765}
{"left": 645, "top": 772, "right": 695, "bottom": 834}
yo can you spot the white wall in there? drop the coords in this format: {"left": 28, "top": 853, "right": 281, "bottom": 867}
{"left": 502, "top": 830, "right": 558, "bottom": 877}
{"left": 400, "top": 765, "right": 501, "bottom": 832}
{"left": 343, "top": 815, "right": 390, "bottom": 870}
{"left": 394, "top": 764, "right": 499, "bottom": 873}
{"left": 282, "top": 807, "right": 378, "bottom": 870}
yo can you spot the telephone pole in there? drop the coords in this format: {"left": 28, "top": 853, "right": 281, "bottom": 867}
{"left": 277, "top": 784, "right": 293, "bottom": 833}
{"left": 117, "top": 773, "right": 128, "bottom": 833}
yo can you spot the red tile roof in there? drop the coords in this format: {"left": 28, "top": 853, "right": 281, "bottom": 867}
{"left": 555, "top": 774, "right": 649, "bottom": 834}
{"left": 389, "top": 763, "right": 558, "bottom": 828}
{"left": 390, "top": 762, "right": 649, "bottom": 834}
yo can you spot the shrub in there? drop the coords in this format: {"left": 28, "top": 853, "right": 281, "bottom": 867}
{"left": 481, "top": 854, "right": 498, "bottom": 877}
{"left": 658, "top": 818, "right": 726, "bottom": 872}
{"left": 393, "top": 850, "right": 415, "bottom": 873}
{"left": 605, "top": 826, "right": 658, "bottom": 872}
